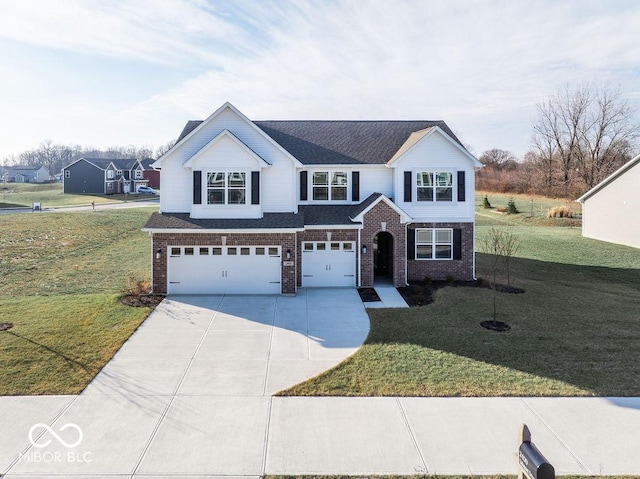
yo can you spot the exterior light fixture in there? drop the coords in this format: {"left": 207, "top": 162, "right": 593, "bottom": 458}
{"left": 362, "top": 245, "right": 367, "bottom": 254}
{"left": 286, "top": 249, "right": 291, "bottom": 260}
{"left": 156, "top": 249, "right": 162, "bottom": 259}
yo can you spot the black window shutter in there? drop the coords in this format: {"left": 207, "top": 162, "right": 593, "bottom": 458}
{"left": 407, "top": 228, "right": 416, "bottom": 260}
{"left": 403, "top": 171, "right": 412, "bottom": 202}
{"left": 251, "top": 171, "right": 260, "bottom": 205}
{"left": 193, "top": 171, "right": 202, "bottom": 205}
{"left": 457, "top": 171, "right": 466, "bottom": 202}
{"left": 300, "top": 171, "right": 308, "bottom": 201}
{"left": 453, "top": 228, "right": 462, "bottom": 260}
{"left": 352, "top": 171, "right": 360, "bottom": 201}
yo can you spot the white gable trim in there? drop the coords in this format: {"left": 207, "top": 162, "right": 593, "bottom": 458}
{"left": 351, "top": 195, "right": 412, "bottom": 224}
{"left": 386, "top": 126, "right": 482, "bottom": 168}
{"left": 62, "top": 158, "right": 107, "bottom": 171}
{"left": 577, "top": 154, "right": 640, "bottom": 203}
{"left": 182, "top": 129, "right": 272, "bottom": 169}
{"left": 152, "top": 102, "right": 303, "bottom": 169}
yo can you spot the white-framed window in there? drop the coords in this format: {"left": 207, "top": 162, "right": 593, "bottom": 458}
{"left": 135, "top": 169, "right": 143, "bottom": 179}
{"left": 312, "top": 171, "right": 348, "bottom": 201}
{"left": 206, "top": 172, "right": 246, "bottom": 205}
{"left": 107, "top": 182, "right": 114, "bottom": 190}
{"left": 417, "top": 172, "right": 453, "bottom": 202}
{"left": 416, "top": 228, "right": 453, "bottom": 260}
{"left": 116, "top": 170, "right": 122, "bottom": 177}
{"left": 107, "top": 170, "right": 115, "bottom": 179}
{"left": 64, "top": 170, "right": 70, "bottom": 178}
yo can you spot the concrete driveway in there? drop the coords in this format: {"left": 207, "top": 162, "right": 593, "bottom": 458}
{"left": 2, "top": 288, "right": 370, "bottom": 477}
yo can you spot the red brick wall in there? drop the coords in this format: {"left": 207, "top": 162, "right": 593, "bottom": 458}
{"left": 151, "top": 232, "right": 297, "bottom": 294}
{"left": 407, "top": 222, "right": 475, "bottom": 282}
{"left": 296, "top": 229, "right": 358, "bottom": 287}
{"left": 361, "top": 202, "right": 407, "bottom": 287}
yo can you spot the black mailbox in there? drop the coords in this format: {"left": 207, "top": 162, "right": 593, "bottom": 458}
{"left": 519, "top": 441, "right": 555, "bottom": 479}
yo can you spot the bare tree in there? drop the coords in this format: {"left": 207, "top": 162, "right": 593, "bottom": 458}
{"left": 155, "top": 139, "right": 177, "bottom": 159}
{"left": 532, "top": 83, "right": 639, "bottom": 197}
{"left": 479, "top": 227, "right": 504, "bottom": 322}
{"left": 479, "top": 148, "right": 517, "bottom": 170}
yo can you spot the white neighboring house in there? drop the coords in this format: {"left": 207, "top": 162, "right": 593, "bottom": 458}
{"left": 144, "top": 102, "right": 482, "bottom": 295}
{"left": 577, "top": 154, "right": 640, "bottom": 249}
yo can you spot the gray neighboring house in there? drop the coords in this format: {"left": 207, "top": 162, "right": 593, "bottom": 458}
{"left": 577, "top": 154, "right": 640, "bottom": 249}
{"left": 2, "top": 165, "right": 50, "bottom": 183}
{"left": 62, "top": 158, "right": 150, "bottom": 195}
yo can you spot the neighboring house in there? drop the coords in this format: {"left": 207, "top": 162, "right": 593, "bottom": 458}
{"left": 144, "top": 102, "right": 482, "bottom": 295}
{"left": 3, "top": 165, "right": 50, "bottom": 183}
{"left": 62, "top": 158, "right": 151, "bottom": 194}
{"left": 140, "top": 158, "right": 161, "bottom": 189}
{"left": 577, "top": 154, "right": 640, "bottom": 249}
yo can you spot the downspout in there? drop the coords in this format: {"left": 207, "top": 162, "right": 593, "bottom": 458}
{"left": 404, "top": 222, "right": 409, "bottom": 286}
{"left": 357, "top": 227, "right": 361, "bottom": 287}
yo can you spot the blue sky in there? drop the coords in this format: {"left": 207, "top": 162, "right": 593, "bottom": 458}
{"left": 1, "top": 0, "right": 639, "bottom": 160}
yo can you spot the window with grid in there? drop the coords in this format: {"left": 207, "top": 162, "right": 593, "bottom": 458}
{"left": 416, "top": 228, "right": 453, "bottom": 260}
{"left": 416, "top": 172, "right": 453, "bottom": 202}
{"left": 312, "top": 171, "right": 347, "bottom": 200}
{"left": 207, "top": 172, "right": 246, "bottom": 205}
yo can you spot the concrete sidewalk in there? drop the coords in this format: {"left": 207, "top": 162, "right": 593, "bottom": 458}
{"left": 2, "top": 292, "right": 640, "bottom": 477}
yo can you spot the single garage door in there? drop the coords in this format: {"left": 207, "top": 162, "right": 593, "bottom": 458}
{"left": 302, "top": 241, "right": 356, "bottom": 287}
{"left": 168, "top": 246, "right": 281, "bottom": 294}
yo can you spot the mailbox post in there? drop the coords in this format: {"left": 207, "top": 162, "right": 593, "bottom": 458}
{"left": 518, "top": 424, "right": 555, "bottom": 479}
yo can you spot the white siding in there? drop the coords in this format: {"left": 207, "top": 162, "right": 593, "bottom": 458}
{"left": 159, "top": 106, "right": 297, "bottom": 214}
{"left": 392, "top": 130, "right": 476, "bottom": 222}
{"left": 582, "top": 162, "right": 640, "bottom": 249}
{"left": 359, "top": 167, "right": 393, "bottom": 200}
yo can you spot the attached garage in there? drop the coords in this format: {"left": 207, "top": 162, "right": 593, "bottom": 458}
{"left": 301, "top": 241, "right": 356, "bottom": 287}
{"left": 168, "top": 245, "right": 281, "bottom": 294}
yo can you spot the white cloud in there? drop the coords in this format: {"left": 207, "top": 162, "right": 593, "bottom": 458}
{"left": 2, "top": 0, "right": 640, "bottom": 158}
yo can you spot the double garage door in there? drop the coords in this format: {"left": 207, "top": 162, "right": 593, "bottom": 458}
{"left": 168, "top": 246, "right": 281, "bottom": 294}
{"left": 302, "top": 241, "right": 356, "bottom": 287}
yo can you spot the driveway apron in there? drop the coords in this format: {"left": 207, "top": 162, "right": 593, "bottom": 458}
{"left": 2, "top": 288, "right": 370, "bottom": 477}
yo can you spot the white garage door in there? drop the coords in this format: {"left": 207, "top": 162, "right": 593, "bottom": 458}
{"left": 302, "top": 241, "right": 356, "bottom": 287}
{"left": 168, "top": 246, "right": 281, "bottom": 294}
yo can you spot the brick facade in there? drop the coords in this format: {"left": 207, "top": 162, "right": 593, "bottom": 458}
{"left": 151, "top": 232, "right": 297, "bottom": 295}
{"left": 360, "top": 201, "right": 407, "bottom": 287}
{"left": 406, "top": 222, "right": 475, "bottom": 282}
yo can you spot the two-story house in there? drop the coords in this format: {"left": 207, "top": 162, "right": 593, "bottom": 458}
{"left": 63, "top": 158, "right": 151, "bottom": 194}
{"left": 144, "top": 102, "right": 481, "bottom": 295}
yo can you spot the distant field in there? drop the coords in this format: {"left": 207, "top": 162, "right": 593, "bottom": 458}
{"left": 0, "top": 182, "right": 155, "bottom": 208}
{"left": 0, "top": 208, "right": 156, "bottom": 395}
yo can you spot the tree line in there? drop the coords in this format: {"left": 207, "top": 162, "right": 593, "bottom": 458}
{"left": 478, "top": 83, "right": 639, "bottom": 198}
{"left": 1, "top": 139, "right": 176, "bottom": 177}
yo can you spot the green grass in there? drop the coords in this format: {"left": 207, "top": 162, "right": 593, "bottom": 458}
{"left": 0, "top": 208, "right": 157, "bottom": 395}
{"left": 0, "top": 182, "right": 155, "bottom": 208}
{"left": 281, "top": 221, "right": 640, "bottom": 397}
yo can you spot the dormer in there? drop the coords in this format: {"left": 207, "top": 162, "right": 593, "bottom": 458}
{"left": 185, "top": 129, "right": 271, "bottom": 219}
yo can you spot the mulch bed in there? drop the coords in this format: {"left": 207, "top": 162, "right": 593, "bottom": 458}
{"left": 397, "top": 280, "right": 524, "bottom": 307}
{"left": 357, "top": 287, "right": 381, "bottom": 302}
{"left": 119, "top": 294, "right": 165, "bottom": 307}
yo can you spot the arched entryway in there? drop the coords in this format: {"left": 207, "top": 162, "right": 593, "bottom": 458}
{"left": 373, "top": 231, "right": 393, "bottom": 282}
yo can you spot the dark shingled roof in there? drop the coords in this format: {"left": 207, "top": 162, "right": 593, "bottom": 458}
{"left": 82, "top": 158, "right": 139, "bottom": 170}
{"left": 144, "top": 212, "right": 305, "bottom": 230}
{"left": 173, "top": 119, "right": 463, "bottom": 165}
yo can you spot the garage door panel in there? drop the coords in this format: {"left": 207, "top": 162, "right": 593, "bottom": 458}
{"left": 302, "top": 241, "right": 355, "bottom": 288}
{"left": 168, "top": 246, "right": 281, "bottom": 294}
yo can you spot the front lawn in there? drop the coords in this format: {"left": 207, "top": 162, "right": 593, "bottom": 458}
{"left": 0, "top": 208, "right": 157, "bottom": 395}
{"left": 281, "top": 225, "right": 640, "bottom": 397}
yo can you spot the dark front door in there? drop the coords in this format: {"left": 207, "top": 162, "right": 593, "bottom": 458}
{"left": 373, "top": 232, "right": 393, "bottom": 278}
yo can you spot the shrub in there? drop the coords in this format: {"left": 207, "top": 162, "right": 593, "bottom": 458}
{"left": 124, "top": 276, "right": 151, "bottom": 295}
{"left": 496, "top": 206, "right": 507, "bottom": 213}
{"left": 547, "top": 206, "right": 574, "bottom": 218}
{"left": 483, "top": 195, "right": 492, "bottom": 209}
{"left": 506, "top": 198, "right": 519, "bottom": 214}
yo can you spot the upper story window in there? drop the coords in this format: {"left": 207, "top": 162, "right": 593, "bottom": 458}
{"left": 417, "top": 172, "right": 453, "bottom": 201}
{"left": 312, "top": 171, "right": 347, "bottom": 201}
{"left": 416, "top": 228, "right": 453, "bottom": 260}
{"left": 107, "top": 170, "right": 115, "bottom": 179}
{"left": 116, "top": 170, "right": 123, "bottom": 177}
{"left": 134, "top": 169, "right": 143, "bottom": 179}
{"left": 207, "top": 172, "right": 246, "bottom": 205}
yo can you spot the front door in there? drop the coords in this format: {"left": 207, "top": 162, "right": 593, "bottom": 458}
{"left": 373, "top": 232, "right": 393, "bottom": 278}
